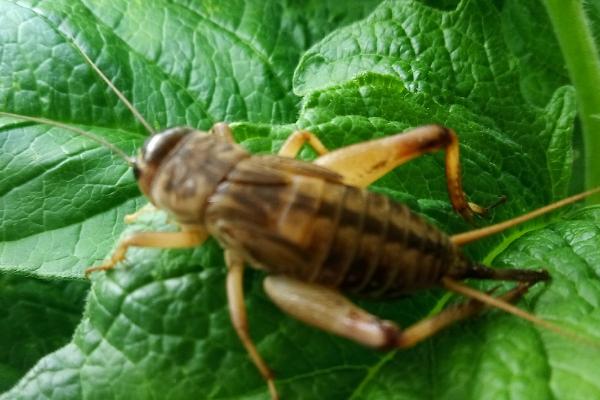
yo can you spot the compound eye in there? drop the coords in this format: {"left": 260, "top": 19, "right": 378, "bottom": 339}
{"left": 142, "top": 127, "right": 193, "bottom": 166}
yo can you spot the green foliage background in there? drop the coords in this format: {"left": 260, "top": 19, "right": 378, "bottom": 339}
{"left": 0, "top": 0, "right": 599, "bottom": 399}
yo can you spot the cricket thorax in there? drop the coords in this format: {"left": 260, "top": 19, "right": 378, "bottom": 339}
{"left": 149, "top": 131, "right": 250, "bottom": 224}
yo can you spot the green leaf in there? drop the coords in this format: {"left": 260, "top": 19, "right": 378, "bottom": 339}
{"left": 2, "top": 0, "right": 598, "bottom": 399}
{"left": 501, "top": 0, "right": 570, "bottom": 106}
{"left": 291, "top": 0, "right": 576, "bottom": 258}
{"left": 0, "top": 274, "right": 88, "bottom": 392}
{"left": 295, "top": 0, "right": 558, "bottom": 131}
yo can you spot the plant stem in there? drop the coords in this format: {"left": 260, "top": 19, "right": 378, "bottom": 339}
{"left": 543, "top": 0, "right": 600, "bottom": 202}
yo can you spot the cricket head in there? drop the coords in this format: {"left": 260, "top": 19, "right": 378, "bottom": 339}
{"left": 134, "top": 127, "right": 193, "bottom": 197}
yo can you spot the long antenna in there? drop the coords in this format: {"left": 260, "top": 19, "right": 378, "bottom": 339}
{"left": 73, "top": 43, "right": 156, "bottom": 136}
{"left": 0, "top": 111, "right": 134, "bottom": 165}
{"left": 452, "top": 186, "right": 600, "bottom": 246}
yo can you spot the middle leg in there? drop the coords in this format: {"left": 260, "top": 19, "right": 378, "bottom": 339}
{"left": 225, "top": 250, "right": 279, "bottom": 400}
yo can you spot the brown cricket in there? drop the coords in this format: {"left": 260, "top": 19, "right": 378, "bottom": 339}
{"left": 2, "top": 42, "right": 600, "bottom": 400}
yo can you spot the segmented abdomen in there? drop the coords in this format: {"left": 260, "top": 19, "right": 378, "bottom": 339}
{"left": 205, "top": 161, "right": 466, "bottom": 298}
{"left": 305, "top": 184, "right": 461, "bottom": 297}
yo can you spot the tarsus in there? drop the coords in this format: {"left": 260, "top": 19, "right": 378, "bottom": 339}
{"left": 451, "top": 186, "right": 600, "bottom": 246}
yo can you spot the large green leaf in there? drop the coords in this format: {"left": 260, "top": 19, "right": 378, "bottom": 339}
{"left": 1, "top": 0, "right": 598, "bottom": 399}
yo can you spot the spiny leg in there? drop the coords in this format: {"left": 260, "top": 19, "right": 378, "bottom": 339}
{"left": 85, "top": 229, "right": 207, "bottom": 276}
{"left": 263, "top": 275, "right": 530, "bottom": 350}
{"left": 278, "top": 130, "right": 329, "bottom": 158}
{"left": 313, "top": 125, "right": 496, "bottom": 221}
{"left": 225, "top": 250, "right": 278, "bottom": 400}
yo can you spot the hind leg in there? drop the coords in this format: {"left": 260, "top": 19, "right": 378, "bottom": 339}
{"left": 312, "top": 125, "right": 496, "bottom": 221}
{"left": 278, "top": 126, "right": 499, "bottom": 220}
{"left": 251, "top": 125, "right": 496, "bottom": 220}
{"left": 263, "top": 275, "right": 530, "bottom": 349}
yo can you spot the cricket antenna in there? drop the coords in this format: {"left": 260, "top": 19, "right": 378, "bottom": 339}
{"left": 452, "top": 186, "right": 600, "bottom": 246}
{"left": 442, "top": 277, "right": 600, "bottom": 350}
{"left": 73, "top": 43, "right": 156, "bottom": 136}
{"left": 0, "top": 111, "right": 135, "bottom": 166}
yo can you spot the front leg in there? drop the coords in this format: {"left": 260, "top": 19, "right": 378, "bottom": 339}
{"left": 85, "top": 229, "right": 207, "bottom": 276}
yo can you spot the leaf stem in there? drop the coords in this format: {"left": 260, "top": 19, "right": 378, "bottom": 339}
{"left": 543, "top": 0, "right": 600, "bottom": 202}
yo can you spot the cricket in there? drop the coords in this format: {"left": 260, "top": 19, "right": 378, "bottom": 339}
{"left": 3, "top": 42, "right": 600, "bottom": 400}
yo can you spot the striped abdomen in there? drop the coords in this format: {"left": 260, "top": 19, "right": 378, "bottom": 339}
{"left": 315, "top": 186, "right": 464, "bottom": 297}
{"left": 205, "top": 157, "right": 470, "bottom": 298}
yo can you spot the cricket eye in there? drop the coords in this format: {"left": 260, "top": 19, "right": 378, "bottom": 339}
{"left": 141, "top": 127, "right": 194, "bottom": 167}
